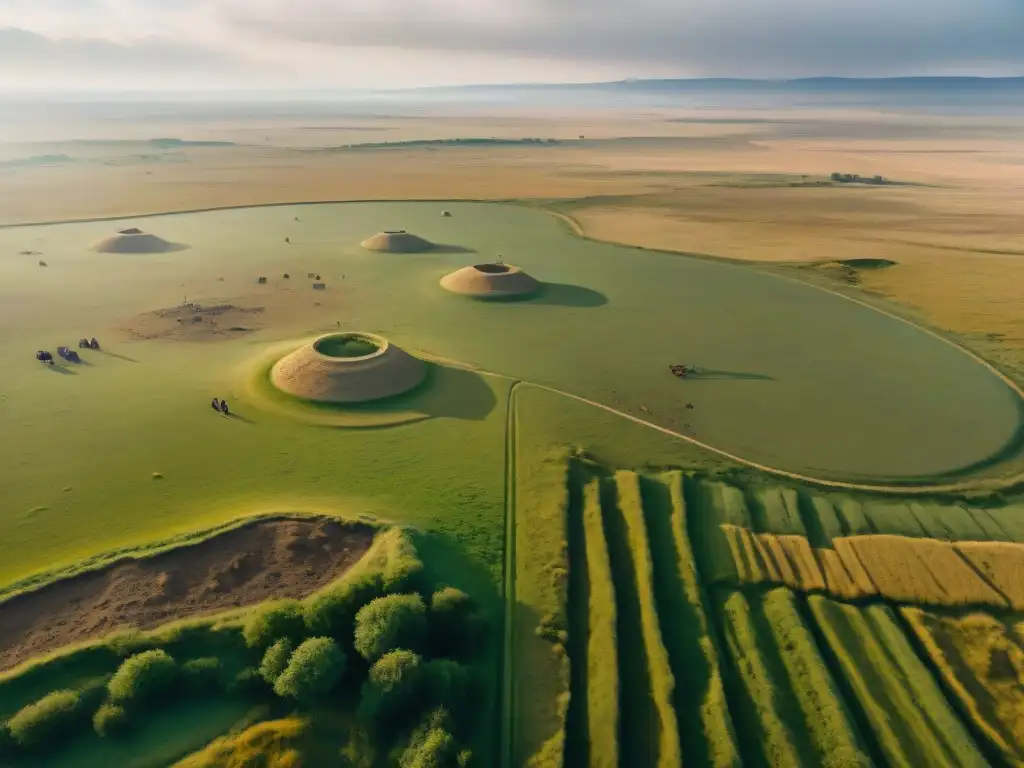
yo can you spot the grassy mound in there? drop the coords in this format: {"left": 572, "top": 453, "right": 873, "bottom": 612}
{"left": 270, "top": 333, "right": 426, "bottom": 404}
{"left": 440, "top": 263, "right": 541, "bottom": 299}
{"left": 360, "top": 231, "right": 435, "bottom": 253}
{"left": 90, "top": 229, "right": 183, "bottom": 254}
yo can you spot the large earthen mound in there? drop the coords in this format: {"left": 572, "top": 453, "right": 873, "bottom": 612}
{"left": 91, "top": 228, "right": 183, "bottom": 254}
{"left": 360, "top": 230, "right": 435, "bottom": 253}
{"left": 270, "top": 332, "right": 425, "bottom": 403}
{"left": 0, "top": 517, "right": 374, "bottom": 671}
{"left": 440, "top": 262, "right": 540, "bottom": 298}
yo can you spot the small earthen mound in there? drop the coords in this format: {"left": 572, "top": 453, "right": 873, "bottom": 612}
{"left": 271, "top": 332, "right": 425, "bottom": 403}
{"left": 360, "top": 230, "right": 435, "bottom": 253}
{"left": 440, "top": 262, "right": 540, "bottom": 298}
{"left": 91, "top": 228, "right": 184, "bottom": 254}
{"left": 0, "top": 517, "right": 375, "bottom": 671}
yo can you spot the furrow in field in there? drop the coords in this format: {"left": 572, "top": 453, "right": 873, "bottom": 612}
{"left": 641, "top": 472, "right": 741, "bottom": 768}
{"left": 954, "top": 542, "right": 1024, "bottom": 610}
{"left": 564, "top": 470, "right": 594, "bottom": 768}
{"left": 758, "top": 588, "right": 872, "bottom": 767}
{"left": 687, "top": 478, "right": 742, "bottom": 586}
{"left": 712, "top": 588, "right": 808, "bottom": 768}
{"left": 613, "top": 471, "right": 682, "bottom": 767}
{"left": 582, "top": 476, "right": 620, "bottom": 767}
{"left": 600, "top": 475, "right": 659, "bottom": 767}
{"left": 809, "top": 595, "right": 988, "bottom": 768}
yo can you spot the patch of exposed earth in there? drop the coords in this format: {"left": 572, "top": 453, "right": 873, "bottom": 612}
{"left": 0, "top": 517, "right": 375, "bottom": 671}
{"left": 119, "top": 301, "right": 268, "bottom": 341}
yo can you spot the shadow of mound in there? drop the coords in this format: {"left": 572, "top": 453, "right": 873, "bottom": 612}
{"left": 335, "top": 362, "right": 496, "bottom": 422}
{"left": 528, "top": 282, "right": 609, "bottom": 307}
{"left": 97, "top": 349, "right": 139, "bottom": 363}
{"left": 687, "top": 368, "right": 774, "bottom": 381}
{"left": 429, "top": 244, "right": 477, "bottom": 254}
{"left": 838, "top": 258, "right": 897, "bottom": 269}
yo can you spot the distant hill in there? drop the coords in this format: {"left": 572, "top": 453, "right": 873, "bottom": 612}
{"left": 397, "top": 76, "right": 1024, "bottom": 95}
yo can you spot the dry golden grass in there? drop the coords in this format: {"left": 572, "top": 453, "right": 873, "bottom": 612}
{"left": 776, "top": 536, "right": 826, "bottom": 592}
{"left": 956, "top": 542, "right": 1024, "bottom": 611}
{"left": 846, "top": 535, "right": 1008, "bottom": 609}
{"left": 902, "top": 607, "right": 1024, "bottom": 767}
{"left": 722, "top": 525, "right": 768, "bottom": 585}
{"left": 814, "top": 547, "right": 876, "bottom": 600}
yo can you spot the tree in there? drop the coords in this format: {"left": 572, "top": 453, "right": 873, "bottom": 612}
{"left": 428, "top": 588, "right": 486, "bottom": 658}
{"left": 8, "top": 690, "right": 83, "bottom": 749}
{"left": 260, "top": 638, "right": 295, "bottom": 685}
{"left": 358, "top": 650, "right": 424, "bottom": 730}
{"left": 273, "top": 637, "right": 347, "bottom": 702}
{"left": 243, "top": 600, "right": 307, "bottom": 650}
{"left": 304, "top": 572, "right": 384, "bottom": 643}
{"left": 354, "top": 594, "right": 428, "bottom": 662}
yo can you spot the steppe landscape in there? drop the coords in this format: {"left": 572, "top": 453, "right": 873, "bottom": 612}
{"left": 1, "top": 81, "right": 1023, "bottom": 767}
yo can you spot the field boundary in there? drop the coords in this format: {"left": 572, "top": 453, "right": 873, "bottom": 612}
{"left": 499, "top": 380, "right": 522, "bottom": 768}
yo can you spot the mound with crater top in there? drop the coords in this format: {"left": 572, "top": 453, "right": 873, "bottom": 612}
{"left": 0, "top": 517, "right": 375, "bottom": 671}
{"left": 270, "top": 332, "right": 425, "bottom": 403}
{"left": 360, "top": 230, "right": 435, "bottom": 253}
{"left": 440, "top": 262, "right": 540, "bottom": 298}
{"left": 120, "top": 301, "right": 266, "bottom": 341}
{"left": 91, "top": 227, "right": 185, "bottom": 254}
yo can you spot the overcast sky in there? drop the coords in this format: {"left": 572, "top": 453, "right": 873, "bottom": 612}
{"left": 0, "top": 0, "right": 1021, "bottom": 90}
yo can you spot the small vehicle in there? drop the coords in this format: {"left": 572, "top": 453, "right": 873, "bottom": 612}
{"left": 669, "top": 364, "right": 700, "bottom": 379}
{"left": 57, "top": 346, "right": 81, "bottom": 363}
{"left": 36, "top": 350, "right": 54, "bottom": 364}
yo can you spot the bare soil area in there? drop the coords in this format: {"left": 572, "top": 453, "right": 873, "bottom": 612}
{"left": 120, "top": 302, "right": 267, "bottom": 341}
{"left": 0, "top": 517, "right": 375, "bottom": 671}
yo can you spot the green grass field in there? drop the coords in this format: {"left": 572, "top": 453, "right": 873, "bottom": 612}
{"left": 3, "top": 199, "right": 1024, "bottom": 766}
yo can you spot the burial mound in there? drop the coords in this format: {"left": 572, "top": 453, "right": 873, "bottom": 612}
{"left": 440, "top": 262, "right": 540, "bottom": 298}
{"left": 91, "top": 228, "right": 183, "bottom": 254}
{"left": 270, "top": 332, "right": 425, "bottom": 403}
{"left": 360, "top": 230, "right": 435, "bottom": 253}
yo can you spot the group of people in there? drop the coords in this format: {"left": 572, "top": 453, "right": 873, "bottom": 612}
{"left": 210, "top": 398, "right": 231, "bottom": 415}
{"left": 78, "top": 337, "right": 100, "bottom": 350}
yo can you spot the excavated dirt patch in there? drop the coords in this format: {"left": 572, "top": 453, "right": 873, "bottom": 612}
{"left": 120, "top": 302, "right": 267, "bottom": 341}
{"left": 0, "top": 517, "right": 375, "bottom": 671}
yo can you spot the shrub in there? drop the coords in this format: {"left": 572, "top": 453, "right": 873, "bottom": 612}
{"left": 304, "top": 572, "right": 384, "bottom": 643}
{"left": 400, "top": 727, "right": 461, "bottom": 768}
{"left": 429, "top": 588, "right": 486, "bottom": 658}
{"left": 354, "top": 594, "right": 428, "bottom": 662}
{"left": 244, "top": 600, "right": 307, "bottom": 650}
{"left": 358, "top": 650, "right": 424, "bottom": 730}
{"left": 108, "top": 649, "right": 177, "bottom": 705}
{"left": 182, "top": 657, "right": 225, "bottom": 692}
{"left": 422, "top": 660, "right": 475, "bottom": 725}
{"left": 384, "top": 556, "right": 427, "bottom": 595}
{"left": 8, "top": 690, "right": 83, "bottom": 749}
{"left": 93, "top": 703, "right": 130, "bottom": 738}
{"left": 260, "top": 638, "right": 295, "bottom": 685}
{"left": 273, "top": 637, "right": 347, "bottom": 702}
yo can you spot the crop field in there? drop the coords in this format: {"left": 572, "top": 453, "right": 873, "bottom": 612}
{"left": 515, "top": 454, "right": 1024, "bottom": 767}
{"left": 903, "top": 607, "right": 1024, "bottom": 766}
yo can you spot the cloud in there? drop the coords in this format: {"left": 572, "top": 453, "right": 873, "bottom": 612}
{"left": 217, "top": 0, "right": 1024, "bottom": 77}
{"left": 0, "top": 0, "right": 1021, "bottom": 89}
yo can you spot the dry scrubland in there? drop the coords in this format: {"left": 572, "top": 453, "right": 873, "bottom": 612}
{"left": 516, "top": 457, "right": 1024, "bottom": 768}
